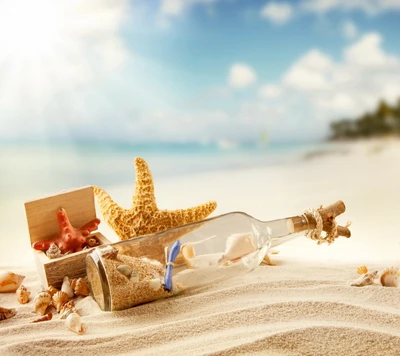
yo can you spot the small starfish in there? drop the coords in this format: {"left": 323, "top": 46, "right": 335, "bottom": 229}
{"left": 93, "top": 157, "right": 217, "bottom": 241}
{"left": 32, "top": 208, "right": 101, "bottom": 254}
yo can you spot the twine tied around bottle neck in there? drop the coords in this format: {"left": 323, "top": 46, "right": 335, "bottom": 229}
{"left": 302, "top": 207, "right": 351, "bottom": 245}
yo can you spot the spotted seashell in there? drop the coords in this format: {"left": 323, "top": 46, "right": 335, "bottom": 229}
{"left": 61, "top": 276, "right": 74, "bottom": 298}
{"left": 16, "top": 285, "right": 31, "bottom": 304}
{"left": 46, "top": 243, "right": 62, "bottom": 259}
{"left": 0, "top": 306, "right": 17, "bottom": 321}
{"left": 0, "top": 271, "right": 25, "bottom": 293}
{"left": 100, "top": 245, "right": 118, "bottom": 260}
{"left": 60, "top": 301, "right": 76, "bottom": 320}
{"left": 357, "top": 265, "right": 368, "bottom": 275}
{"left": 116, "top": 265, "right": 132, "bottom": 277}
{"left": 66, "top": 312, "right": 84, "bottom": 335}
{"left": 70, "top": 278, "right": 90, "bottom": 297}
{"left": 380, "top": 267, "right": 400, "bottom": 287}
{"left": 52, "top": 291, "right": 69, "bottom": 312}
{"left": 34, "top": 291, "right": 52, "bottom": 315}
{"left": 351, "top": 271, "right": 378, "bottom": 287}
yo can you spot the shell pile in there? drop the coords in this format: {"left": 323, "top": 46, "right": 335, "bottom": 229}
{"left": 352, "top": 265, "right": 400, "bottom": 288}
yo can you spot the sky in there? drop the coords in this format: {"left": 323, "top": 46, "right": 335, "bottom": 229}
{"left": 0, "top": 0, "right": 400, "bottom": 144}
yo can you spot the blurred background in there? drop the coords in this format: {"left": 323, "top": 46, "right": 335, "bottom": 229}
{"left": 1, "top": 0, "right": 400, "bottom": 263}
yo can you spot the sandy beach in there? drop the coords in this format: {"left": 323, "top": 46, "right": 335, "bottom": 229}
{"left": 1, "top": 138, "right": 400, "bottom": 355}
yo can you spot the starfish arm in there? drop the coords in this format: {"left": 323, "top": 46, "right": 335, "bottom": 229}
{"left": 133, "top": 157, "right": 158, "bottom": 212}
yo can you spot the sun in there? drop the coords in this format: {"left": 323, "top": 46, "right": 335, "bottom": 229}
{"left": 0, "top": 0, "right": 65, "bottom": 59}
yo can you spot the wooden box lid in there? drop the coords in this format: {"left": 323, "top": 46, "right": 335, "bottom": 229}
{"left": 25, "top": 186, "right": 97, "bottom": 244}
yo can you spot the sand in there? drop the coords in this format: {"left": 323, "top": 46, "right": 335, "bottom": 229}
{"left": 1, "top": 138, "right": 400, "bottom": 355}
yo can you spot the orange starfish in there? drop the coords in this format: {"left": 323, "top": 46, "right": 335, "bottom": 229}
{"left": 93, "top": 157, "right": 217, "bottom": 241}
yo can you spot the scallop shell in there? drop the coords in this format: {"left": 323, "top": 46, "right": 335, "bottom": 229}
{"left": 60, "top": 300, "right": 76, "bottom": 320}
{"left": 70, "top": 278, "right": 90, "bottom": 297}
{"left": 351, "top": 271, "right": 378, "bottom": 287}
{"left": 0, "top": 306, "right": 17, "bottom": 321}
{"left": 357, "top": 265, "right": 368, "bottom": 274}
{"left": 16, "top": 284, "right": 31, "bottom": 304}
{"left": 46, "top": 243, "right": 62, "bottom": 259}
{"left": 380, "top": 267, "right": 400, "bottom": 287}
{"left": 34, "top": 291, "right": 52, "bottom": 315}
{"left": 47, "top": 285, "right": 59, "bottom": 297}
{"left": 116, "top": 265, "right": 132, "bottom": 277}
{"left": 61, "top": 276, "right": 74, "bottom": 298}
{"left": 52, "top": 291, "right": 69, "bottom": 312}
{"left": 66, "top": 312, "right": 85, "bottom": 335}
{"left": 219, "top": 233, "right": 257, "bottom": 264}
{"left": 0, "top": 271, "right": 25, "bottom": 293}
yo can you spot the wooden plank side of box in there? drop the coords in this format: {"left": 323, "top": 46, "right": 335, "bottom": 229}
{"left": 35, "top": 232, "right": 111, "bottom": 288}
{"left": 25, "top": 186, "right": 97, "bottom": 244}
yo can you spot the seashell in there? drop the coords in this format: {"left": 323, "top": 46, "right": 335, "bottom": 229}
{"left": 47, "top": 285, "right": 59, "bottom": 297}
{"left": 61, "top": 276, "right": 74, "bottom": 298}
{"left": 148, "top": 278, "right": 162, "bottom": 291}
{"left": 33, "top": 291, "right": 52, "bottom": 315}
{"left": 380, "top": 267, "right": 400, "bottom": 287}
{"left": 52, "top": 291, "right": 69, "bottom": 312}
{"left": 0, "top": 306, "right": 17, "bottom": 321}
{"left": 60, "top": 300, "right": 76, "bottom": 320}
{"left": 357, "top": 265, "right": 368, "bottom": 274}
{"left": 16, "top": 284, "right": 31, "bottom": 304}
{"left": 70, "top": 278, "right": 90, "bottom": 297}
{"left": 351, "top": 271, "right": 378, "bottom": 287}
{"left": 0, "top": 271, "right": 25, "bottom": 293}
{"left": 31, "top": 313, "right": 52, "bottom": 323}
{"left": 219, "top": 233, "right": 257, "bottom": 264}
{"left": 66, "top": 312, "right": 85, "bottom": 335}
{"left": 130, "top": 270, "right": 139, "bottom": 283}
{"left": 116, "top": 265, "right": 132, "bottom": 277}
{"left": 86, "top": 236, "right": 101, "bottom": 247}
{"left": 99, "top": 245, "right": 118, "bottom": 260}
{"left": 46, "top": 243, "right": 63, "bottom": 259}
{"left": 181, "top": 243, "right": 196, "bottom": 260}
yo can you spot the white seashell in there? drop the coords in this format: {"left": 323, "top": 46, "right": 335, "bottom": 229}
{"left": 33, "top": 291, "right": 52, "bottom": 315}
{"left": 148, "top": 278, "right": 162, "bottom": 291}
{"left": 0, "top": 271, "right": 25, "bottom": 293}
{"left": 16, "top": 284, "right": 31, "bottom": 304}
{"left": 130, "top": 270, "right": 139, "bottom": 283}
{"left": 116, "top": 265, "right": 132, "bottom": 277}
{"left": 380, "top": 267, "right": 400, "bottom": 287}
{"left": 46, "top": 243, "right": 62, "bottom": 259}
{"left": 61, "top": 276, "right": 74, "bottom": 298}
{"left": 219, "top": 233, "right": 257, "bottom": 264}
{"left": 66, "top": 312, "right": 85, "bottom": 335}
{"left": 351, "top": 271, "right": 378, "bottom": 287}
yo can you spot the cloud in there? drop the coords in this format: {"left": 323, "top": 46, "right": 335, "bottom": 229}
{"left": 159, "top": 0, "right": 218, "bottom": 17}
{"left": 263, "top": 32, "right": 400, "bottom": 128}
{"left": 260, "top": 1, "right": 294, "bottom": 24}
{"left": 228, "top": 64, "right": 257, "bottom": 89}
{"left": 301, "top": 0, "right": 400, "bottom": 15}
{"left": 258, "top": 84, "right": 282, "bottom": 99}
{"left": 342, "top": 20, "right": 358, "bottom": 39}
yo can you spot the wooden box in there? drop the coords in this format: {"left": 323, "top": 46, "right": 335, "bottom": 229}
{"left": 25, "top": 186, "right": 111, "bottom": 289}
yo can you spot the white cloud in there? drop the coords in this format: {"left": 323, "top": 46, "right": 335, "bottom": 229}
{"left": 283, "top": 50, "right": 334, "bottom": 91}
{"left": 302, "top": 0, "right": 400, "bottom": 15}
{"left": 342, "top": 20, "right": 358, "bottom": 39}
{"left": 260, "top": 2, "right": 294, "bottom": 24}
{"left": 228, "top": 64, "right": 257, "bottom": 89}
{"left": 160, "top": 0, "right": 218, "bottom": 17}
{"left": 258, "top": 84, "right": 282, "bottom": 98}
